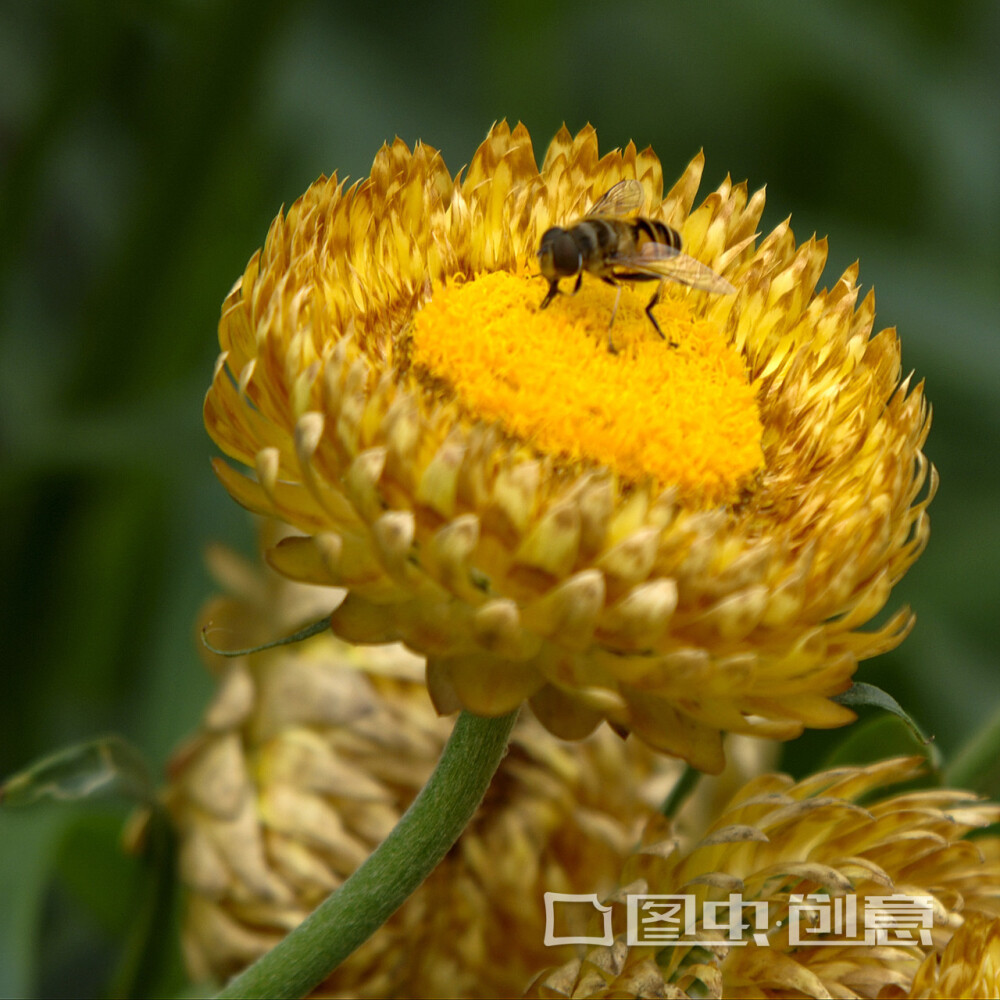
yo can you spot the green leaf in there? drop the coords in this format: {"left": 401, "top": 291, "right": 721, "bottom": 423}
{"left": 201, "top": 613, "right": 330, "bottom": 657}
{"left": 820, "top": 714, "right": 938, "bottom": 774}
{"left": 832, "top": 681, "right": 935, "bottom": 747}
{"left": 0, "top": 736, "right": 154, "bottom": 808}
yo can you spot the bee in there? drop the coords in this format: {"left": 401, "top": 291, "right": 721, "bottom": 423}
{"left": 536, "top": 179, "right": 735, "bottom": 352}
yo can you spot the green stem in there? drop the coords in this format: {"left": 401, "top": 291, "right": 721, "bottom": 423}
{"left": 215, "top": 708, "right": 519, "bottom": 1000}
{"left": 659, "top": 763, "right": 699, "bottom": 819}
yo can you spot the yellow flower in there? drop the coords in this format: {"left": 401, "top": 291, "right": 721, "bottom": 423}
{"left": 168, "top": 532, "right": 678, "bottom": 998}
{"left": 524, "top": 758, "right": 1000, "bottom": 1000}
{"left": 204, "top": 122, "right": 933, "bottom": 771}
{"left": 907, "top": 911, "right": 1000, "bottom": 999}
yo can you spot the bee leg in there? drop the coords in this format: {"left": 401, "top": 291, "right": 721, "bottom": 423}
{"left": 645, "top": 282, "right": 678, "bottom": 347}
{"left": 540, "top": 280, "right": 560, "bottom": 310}
{"left": 603, "top": 278, "right": 623, "bottom": 354}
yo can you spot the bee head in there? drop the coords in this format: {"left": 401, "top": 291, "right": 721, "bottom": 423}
{"left": 537, "top": 227, "right": 581, "bottom": 280}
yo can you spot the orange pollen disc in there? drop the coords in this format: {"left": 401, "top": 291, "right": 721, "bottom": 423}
{"left": 409, "top": 270, "right": 764, "bottom": 505}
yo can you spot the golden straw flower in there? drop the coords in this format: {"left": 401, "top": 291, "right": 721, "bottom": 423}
{"left": 204, "top": 122, "right": 933, "bottom": 771}
{"left": 525, "top": 757, "right": 1000, "bottom": 1000}
{"left": 168, "top": 532, "right": 679, "bottom": 998}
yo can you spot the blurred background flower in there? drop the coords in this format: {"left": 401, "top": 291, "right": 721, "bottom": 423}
{"left": 1, "top": 2, "right": 997, "bottom": 996}
{"left": 163, "top": 528, "right": 681, "bottom": 998}
{"left": 525, "top": 758, "right": 1000, "bottom": 1000}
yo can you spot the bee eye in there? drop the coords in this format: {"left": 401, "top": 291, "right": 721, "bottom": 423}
{"left": 552, "top": 233, "right": 580, "bottom": 275}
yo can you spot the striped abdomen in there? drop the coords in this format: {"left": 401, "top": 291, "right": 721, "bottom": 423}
{"left": 570, "top": 217, "right": 682, "bottom": 276}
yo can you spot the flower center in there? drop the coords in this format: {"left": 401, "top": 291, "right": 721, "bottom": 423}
{"left": 409, "top": 271, "right": 763, "bottom": 505}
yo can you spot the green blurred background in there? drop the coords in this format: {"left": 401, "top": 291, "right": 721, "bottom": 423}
{"left": 1, "top": 1, "right": 997, "bottom": 995}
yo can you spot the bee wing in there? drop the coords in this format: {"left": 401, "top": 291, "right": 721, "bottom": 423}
{"left": 586, "top": 179, "right": 645, "bottom": 218}
{"left": 626, "top": 241, "right": 736, "bottom": 294}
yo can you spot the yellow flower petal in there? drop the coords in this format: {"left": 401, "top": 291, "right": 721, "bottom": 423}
{"left": 908, "top": 911, "right": 1000, "bottom": 999}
